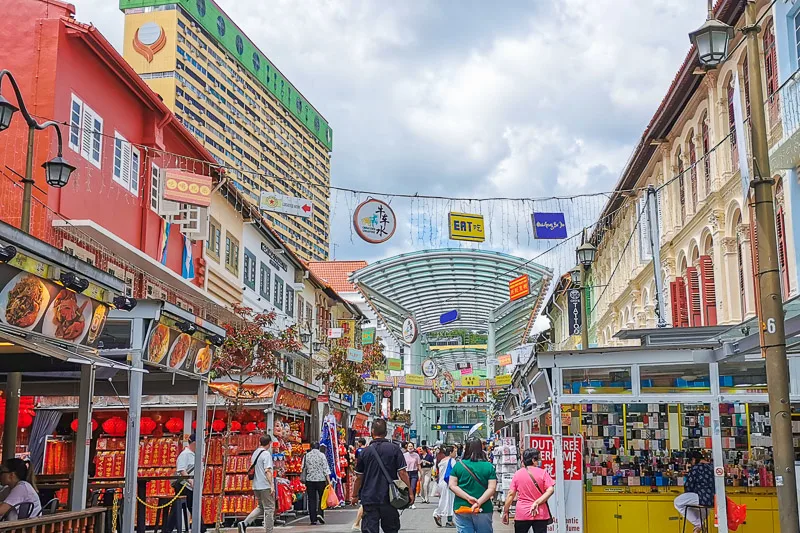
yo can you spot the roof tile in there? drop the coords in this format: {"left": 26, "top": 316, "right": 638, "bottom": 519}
{"left": 307, "top": 261, "right": 368, "bottom": 293}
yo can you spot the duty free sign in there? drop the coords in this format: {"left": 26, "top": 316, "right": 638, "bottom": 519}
{"left": 525, "top": 434, "right": 583, "bottom": 533}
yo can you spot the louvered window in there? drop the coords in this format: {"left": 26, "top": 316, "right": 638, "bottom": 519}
{"left": 702, "top": 115, "right": 711, "bottom": 195}
{"left": 777, "top": 207, "right": 789, "bottom": 300}
{"left": 112, "top": 132, "right": 140, "bottom": 196}
{"left": 686, "top": 266, "right": 702, "bottom": 327}
{"left": 677, "top": 148, "right": 685, "bottom": 223}
{"left": 69, "top": 94, "right": 103, "bottom": 168}
{"left": 670, "top": 277, "right": 690, "bottom": 328}
{"left": 728, "top": 81, "right": 738, "bottom": 169}
{"left": 688, "top": 139, "right": 697, "bottom": 208}
{"left": 764, "top": 21, "right": 780, "bottom": 126}
{"left": 699, "top": 255, "right": 717, "bottom": 326}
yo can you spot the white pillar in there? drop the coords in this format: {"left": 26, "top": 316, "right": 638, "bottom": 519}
{"left": 69, "top": 364, "right": 95, "bottom": 511}
{"left": 192, "top": 381, "right": 207, "bottom": 533}
{"left": 710, "top": 363, "right": 729, "bottom": 533}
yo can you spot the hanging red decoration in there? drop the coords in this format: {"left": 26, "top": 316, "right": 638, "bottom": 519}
{"left": 18, "top": 412, "right": 33, "bottom": 429}
{"left": 140, "top": 417, "right": 157, "bottom": 435}
{"left": 257, "top": 422, "right": 266, "bottom": 430}
{"left": 245, "top": 422, "right": 257, "bottom": 433}
{"left": 102, "top": 416, "right": 126, "bottom": 437}
{"left": 165, "top": 417, "right": 184, "bottom": 434}
{"left": 191, "top": 420, "right": 210, "bottom": 430}
{"left": 229, "top": 421, "right": 242, "bottom": 432}
{"left": 70, "top": 418, "right": 99, "bottom": 433}
{"left": 211, "top": 419, "right": 225, "bottom": 433}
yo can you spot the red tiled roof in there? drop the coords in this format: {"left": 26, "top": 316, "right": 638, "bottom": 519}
{"left": 307, "top": 261, "right": 368, "bottom": 293}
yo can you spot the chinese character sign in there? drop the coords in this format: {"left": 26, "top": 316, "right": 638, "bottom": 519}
{"left": 525, "top": 434, "right": 584, "bottom": 533}
{"left": 509, "top": 274, "right": 531, "bottom": 301}
{"left": 354, "top": 199, "right": 397, "bottom": 244}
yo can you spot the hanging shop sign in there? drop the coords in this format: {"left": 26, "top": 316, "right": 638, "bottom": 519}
{"left": 439, "top": 309, "right": 459, "bottom": 325}
{"left": 525, "top": 434, "right": 584, "bottom": 532}
{"left": 405, "top": 374, "right": 425, "bottom": 386}
{"left": 448, "top": 212, "right": 485, "bottom": 242}
{"left": 567, "top": 288, "right": 582, "bottom": 336}
{"left": 389, "top": 370, "right": 405, "bottom": 377}
{"left": 360, "top": 391, "right": 376, "bottom": 411}
{"left": 382, "top": 389, "right": 393, "bottom": 399}
{"left": 353, "top": 413, "right": 369, "bottom": 432}
{"left": 509, "top": 274, "right": 531, "bottom": 301}
{"left": 275, "top": 389, "right": 313, "bottom": 412}
{"left": 339, "top": 319, "right": 357, "bottom": 348}
{"left": 259, "top": 191, "right": 313, "bottom": 218}
{"left": 347, "top": 348, "right": 364, "bottom": 363}
{"left": 327, "top": 327, "right": 343, "bottom": 339}
{"left": 455, "top": 362, "right": 471, "bottom": 370}
{"left": 0, "top": 262, "right": 110, "bottom": 348}
{"left": 460, "top": 367, "right": 473, "bottom": 376}
{"left": 497, "top": 354, "right": 513, "bottom": 366}
{"left": 531, "top": 212, "right": 568, "bottom": 239}
{"left": 361, "top": 327, "right": 376, "bottom": 345}
{"left": 317, "top": 393, "right": 330, "bottom": 404}
{"left": 353, "top": 199, "right": 396, "bottom": 244}
{"left": 163, "top": 169, "right": 213, "bottom": 207}
{"left": 260, "top": 243, "right": 288, "bottom": 271}
{"left": 495, "top": 374, "right": 512, "bottom": 386}
{"left": 431, "top": 424, "right": 473, "bottom": 431}
{"left": 387, "top": 358, "right": 403, "bottom": 371}
{"left": 409, "top": 429, "right": 417, "bottom": 439}
{"left": 145, "top": 317, "right": 215, "bottom": 375}
{"left": 421, "top": 358, "right": 438, "bottom": 378}
{"left": 402, "top": 316, "right": 418, "bottom": 344}
{"left": 462, "top": 375, "right": 480, "bottom": 387}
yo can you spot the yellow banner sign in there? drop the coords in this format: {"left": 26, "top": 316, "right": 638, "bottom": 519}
{"left": 497, "top": 354, "right": 513, "bottom": 366}
{"left": 405, "top": 374, "right": 425, "bottom": 386}
{"left": 462, "top": 376, "right": 480, "bottom": 387}
{"left": 449, "top": 212, "right": 485, "bottom": 242}
{"left": 495, "top": 374, "right": 512, "bottom": 386}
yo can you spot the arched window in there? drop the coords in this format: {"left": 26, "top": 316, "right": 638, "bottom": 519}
{"left": 764, "top": 20, "right": 780, "bottom": 125}
{"left": 776, "top": 178, "right": 789, "bottom": 300}
{"left": 702, "top": 113, "right": 711, "bottom": 195}
{"left": 677, "top": 147, "right": 685, "bottom": 223}
{"left": 688, "top": 135, "right": 698, "bottom": 209}
{"left": 742, "top": 55, "right": 751, "bottom": 119}
{"left": 735, "top": 211, "right": 746, "bottom": 317}
{"left": 728, "top": 78, "right": 739, "bottom": 170}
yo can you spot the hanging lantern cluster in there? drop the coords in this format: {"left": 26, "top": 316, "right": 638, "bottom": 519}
{"left": 165, "top": 417, "right": 184, "bottom": 434}
{"left": 0, "top": 396, "right": 36, "bottom": 428}
{"left": 140, "top": 417, "right": 157, "bottom": 435}
{"left": 102, "top": 416, "right": 126, "bottom": 437}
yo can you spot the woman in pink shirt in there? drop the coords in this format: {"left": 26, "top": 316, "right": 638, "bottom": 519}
{"left": 501, "top": 448, "right": 555, "bottom": 533}
{"left": 403, "top": 442, "right": 421, "bottom": 510}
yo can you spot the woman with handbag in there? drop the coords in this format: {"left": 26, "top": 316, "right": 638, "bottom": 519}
{"left": 448, "top": 439, "right": 497, "bottom": 533}
{"left": 501, "top": 448, "right": 555, "bottom": 533}
{"left": 302, "top": 442, "right": 332, "bottom": 525}
{"left": 433, "top": 446, "right": 457, "bottom": 527}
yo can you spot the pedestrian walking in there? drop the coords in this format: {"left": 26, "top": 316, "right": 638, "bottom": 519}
{"left": 501, "top": 448, "right": 554, "bottom": 533}
{"left": 448, "top": 439, "right": 497, "bottom": 533}
{"left": 166, "top": 434, "right": 204, "bottom": 533}
{"left": 302, "top": 442, "right": 333, "bottom": 525}
{"left": 351, "top": 438, "right": 368, "bottom": 531}
{"left": 420, "top": 446, "right": 435, "bottom": 503}
{"left": 238, "top": 434, "right": 275, "bottom": 533}
{"left": 351, "top": 419, "right": 414, "bottom": 533}
{"left": 433, "top": 445, "right": 457, "bottom": 528}
{"left": 674, "top": 450, "right": 714, "bottom": 533}
{"left": 403, "top": 442, "right": 421, "bottom": 509}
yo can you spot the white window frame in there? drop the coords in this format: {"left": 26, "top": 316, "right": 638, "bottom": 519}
{"left": 112, "top": 132, "right": 140, "bottom": 196}
{"left": 150, "top": 163, "right": 161, "bottom": 213}
{"left": 69, "top": 95, "right": 83, "bottom": 153}
{"left": 62, "top": 239, "right": 97, "bottom": 266}
{"left": 80, "top": 101, "right": 103, "bottom": 169}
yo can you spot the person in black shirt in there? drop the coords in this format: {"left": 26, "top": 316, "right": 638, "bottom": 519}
{"left": 352, "top": 419, "right": 414, "bottom": 533}
{"left": 674, "top": 450, "right": 714, "bottom": 533}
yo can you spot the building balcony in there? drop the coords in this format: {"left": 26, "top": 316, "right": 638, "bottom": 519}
{"left": 769, "top": 75, "right": 800, "bottom": 170}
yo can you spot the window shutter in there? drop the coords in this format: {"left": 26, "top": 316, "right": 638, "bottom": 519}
{"left": 638, "top": 197, "right": 652, "bottom": 262}
{"left": 150, "top": 164, "right": 161, "bottom": 212}
{"left": 699, "top": 255, "right": 717, "bottom": 326}
{"left": 121, "top": 140, "right": 131, "bottom": 190}
{"left": 675, "top": 276, "right": 689, "bottom": 328}
{"left": 689, "top": 140, "right": 697, "bottom": 208}
{"left": 702, "top": 118, "right": 711, "bottom": 194}
{"left": 656, "top": 188, "right": 663, "bottom": 239}
{"left": 677, "top": 151, "right": 685, "bottom": 223}
{"left": 749, "top": 206, "right": 761, "bottom": 316}
{"left": 80, "top": 106, "right": 94, "bottom": 160}
{"left": 777, "top": 207, "right": 789, "bottom": 300}
{"left": 670, "top": 281, "right": 680, "bottom": 326}
{"left": 686, "top": 266, "right": 702, "bottom": 327}
{"left": 130, "top": 147, "right": 140, "bottom": 196}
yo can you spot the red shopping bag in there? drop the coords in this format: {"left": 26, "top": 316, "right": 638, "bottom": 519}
{"left": 726, "top": 498, "right": 747, "bottom": 531}
{"left": 326, "top": 485, "right": 340, "bottom": 508}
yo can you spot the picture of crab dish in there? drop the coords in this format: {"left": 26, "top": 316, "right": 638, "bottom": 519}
{"left": 194, "top": 345, "right": 213, "bottom": 374}
{"left": 147, "top": 324, "right": 170, "bottom": 364}
{"left": 44, "top": 289, "right": 91, "bottom": 342}
{"left": 1, "top": 274, "right": 49, "bottom": 329}
{"left": 168, "top": 333, "right": 192, "bottom": 369}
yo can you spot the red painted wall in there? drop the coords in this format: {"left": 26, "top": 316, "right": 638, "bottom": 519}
{"left": 0, "top": 0, "right": 207, "bottom": 282}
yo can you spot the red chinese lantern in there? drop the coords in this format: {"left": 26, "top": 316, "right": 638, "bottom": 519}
{"left": 230, "top": 421, "right": 242, "bottom": 432}
{"left": 191, "top": 420, "right": 210, "bottom": 430}
{"left": 70, "top": 418, "right": 98, "bottom": 433}
{"left": 211, "top": 419, "right": 225, "bottom": 433}
{"left": 257, "top": 422, "right": 266, "bottom": 430}
{"left": 18, "top": 412, "right": 33, "bottom": 429}
{"left": 102, "top": 416, "right": 126, "bottom": 437}
{"left": 165, "top": 417, "right": 184, "bottom": 434}
{"left": 245, "top": 422, "right": 257, "bottom": 433}
{"left": 140, "top": 417, "right": 157, "bottom": 435}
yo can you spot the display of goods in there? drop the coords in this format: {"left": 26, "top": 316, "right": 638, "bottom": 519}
{"left": 95, "top": 450, "right": 125, "bottom": 478}
{"left": 225, "top": 455, "right": 249, "bottom": 473}
{"left": 288, "top": 477, "right": 306, "bottom": 493}
{"left": 96, "top": 437, "right": 126, "bottom": 451}
{"left": 141, "top": 468, "right": 175, "bottom": 497}
{"left": 138, "top": 437, "right": 179, "bottom": 467}
{"left": 206, "top": 438, "right": 224, "bottom": 465}
{"left": 285, "top": 454, "right": 303, "bottom": 474}
{"left": 43, "top": 439, "right": 75, "bottom": 475}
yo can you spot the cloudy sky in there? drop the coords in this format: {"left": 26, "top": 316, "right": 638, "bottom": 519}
{"left": 72, "top": 0, "right": 707, "bottom": 265}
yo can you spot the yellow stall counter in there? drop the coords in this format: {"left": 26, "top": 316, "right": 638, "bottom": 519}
{"left": 585, "top": 488, "right": 779, "bottom": 533}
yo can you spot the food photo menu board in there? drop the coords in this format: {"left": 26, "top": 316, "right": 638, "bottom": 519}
{"left": 0, "top": 262, "right": 108, "bottom": 347}
{"left": 145, "top": 316, "right": 214, "bottom": 376}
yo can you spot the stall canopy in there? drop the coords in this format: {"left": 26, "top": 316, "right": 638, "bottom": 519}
{"left": 350, "top": 248, "right": 552, "bottom": 358}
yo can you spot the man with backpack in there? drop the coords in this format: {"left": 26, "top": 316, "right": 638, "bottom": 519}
{"left": 351, "top": 419, "right": 414, "bottom": 533}
{"left": 238, "top": 434, "right": 274, "bottom": 533}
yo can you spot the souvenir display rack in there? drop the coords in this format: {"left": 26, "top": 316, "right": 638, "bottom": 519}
{"left": 492, "top": 437, "right": 519, "bottom": 511}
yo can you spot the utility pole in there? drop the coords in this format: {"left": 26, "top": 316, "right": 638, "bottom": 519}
{"left": 646, "top": 185, "right": 667, "bottom": 327}
{"left": 743, "top": 2, "right": 799, "bottom": 531}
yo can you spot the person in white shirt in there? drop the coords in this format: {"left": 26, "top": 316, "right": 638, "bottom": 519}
{"left": 238, "top": 435, "right": 275, "bottom": 533}
{"left": 167, "top": 434, "right": 204, "bottom": 533}
{"left": 0, "top": 458, "right": 41, "bottom": 520}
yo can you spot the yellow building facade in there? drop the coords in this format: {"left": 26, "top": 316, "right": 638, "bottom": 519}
{"left": 120, "top": 0, "right": 332, "bottom": 262}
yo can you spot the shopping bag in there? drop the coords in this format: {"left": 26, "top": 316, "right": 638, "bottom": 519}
{"left": 321, "top": 485, "right": 331, "bottom": 510}
{"left": 727, "top": 498, "right": 747, "bottom": 531}
{"left": 326, "top": 485, "right": 340, "bottom": 508}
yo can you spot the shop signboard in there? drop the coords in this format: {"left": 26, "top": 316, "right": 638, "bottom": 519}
{"left": 327, "top": 327, "right": 343, "bottom": 339}
{"left": 405, "top": 374, "right": 425, "bottom": 386}
{"left": 0, "top": 262, "right": 111, "bottom": 348}
{"left": 448, "top": 212, "right": 485, "bottom": 242}
{"left": 361, "top": 327, "right": 376, "bottom": 345}
{"left": 421, "top": 358, "right": 438, "bottom": 378}
{"left": 163, "top": 169, "right": 213, "bottom": 206}
{"left": 525, "top": 434, "right": 583, "bottom": 533}
{"left": 353, "top": 199, "right": 396, "bottom": 244}
{"left": 144, "top": 316, "right": 215, "bottom": 375}
{"left": 402, "top": 316, "right": 418, "bottom": 344}
{"left": 439, "top": 309, "right": 459, "bottom": 325}
{"left": 531, "top": 212, "right": 568, "bottom": 239}
{"left": 347, "top": 348, "right": 363, "bottom": 363}
{"left": 387, "top": 358, "right": 403, "bottom": 371}
{"left": 462, "top": 376, "right": 480, "bottom": 387}
{"left": 497, "top": 354, "right": 513, "bottom": 366}
{"left": 360, "top": 391, "right": 376, "bottom": 411}
{"left": 431, "top": 424, "right": 472, "bottom": 431}
{"left": 339, "top": 319, "right": 357, "bottom": 348}
{"left": 567, "top": 288, "right": 582, "bottom": 336}
{"left": 460, "top": 367, "right": 473, "bottom": 376}
{"left": 317, "top": 394, "right": 329, "bottom": 404}
{"left": 275, "top": 389, "right": 313, "bottom": 412}
{"left": 409, "top": 430, "right": 417, "bottom": 439}
{"left": 509, "top": 274, "right": 531, "bottom": 301}
{"left": 495, "top": 374, "right": 512, "bottom": 386}
{"left": 259, "top": 191, "right": 313, "bottom": 218}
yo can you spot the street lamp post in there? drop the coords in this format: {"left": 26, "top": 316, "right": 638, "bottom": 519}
{"left": 573, "top": 239, "right": 597, "bottom": 350}
{"left": 0, "top": 70, "right": 75, "bottom": 461}
{"left": 690, "top": 3, "right": 800, "bottom": 532}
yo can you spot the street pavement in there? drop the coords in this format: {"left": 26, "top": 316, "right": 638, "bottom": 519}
{"left": 231, "top": 499, "right": 514, "bottom": 532}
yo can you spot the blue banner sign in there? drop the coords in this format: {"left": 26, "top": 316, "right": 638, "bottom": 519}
{"left": 440, "top": 309, "right": 459, "bottom": 325}
{"left": 431, "top": 424, "right": 474, "bottom": 431}
{"left": 532, "top": 212, "right": 568, "bottom": 239}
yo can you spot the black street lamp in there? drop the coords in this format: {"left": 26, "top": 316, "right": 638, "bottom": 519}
{"left": 0, "top": 69, "right": 75, "bottom": 233}
{"left": 688, "top": 0, "right": 734, "bottom": 68}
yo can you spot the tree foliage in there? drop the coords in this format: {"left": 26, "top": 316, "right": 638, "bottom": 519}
{"left": 317, "top": 340, "right": 385, "bottom": 396}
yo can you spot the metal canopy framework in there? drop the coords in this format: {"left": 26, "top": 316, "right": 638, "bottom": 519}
{"left": 351, "top": 249, "right": 552, "bottom": 355}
